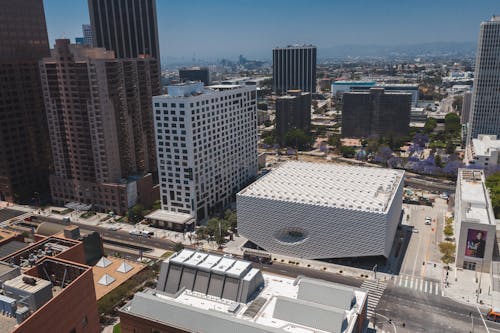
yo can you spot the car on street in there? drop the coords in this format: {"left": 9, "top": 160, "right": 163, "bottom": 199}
{"left": 108, "top": 226, "right": 120, "bottom": 231}
{"left": 412, "top": 228, "right": 419, "bottom": 233}
{"left": 487, "top": 308, "right": 500, "bottom": 322}
{"left": 425, "top": 217, "right": 432, "bottom": 225}
{"left": 129, "top": 229, "right": 142, "bottom": 236}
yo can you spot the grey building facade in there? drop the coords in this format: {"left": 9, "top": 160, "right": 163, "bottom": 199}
{"left": 342, "top": 88, "right": 411, "bottom": 138}
{"left": 179, "top": 66, "right": 210, "bottom": 86}
{"left": 275, "top": 90, "right": 311, "bottom": 145}
{"left": 88, "top": 0, "right": 160, "bottom": 61}
{"left": 273, "top": 45, "right": 316, "bottom": 94}
{"left": 468, "top": 17, "right": 500, "bottom": 142}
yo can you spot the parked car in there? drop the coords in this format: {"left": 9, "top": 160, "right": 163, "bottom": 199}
{"left": 425, "top": 217, "right": 432, "bottom": 225}
{"left": 129, "top": 229, "right": 142, "bottom": 236}
{"left": 487, "top": 308, "right": 500, "bottom": 322}
{"left": 412, "top": 228, "right": 419, "bottom": 233}
{"left": 141, "top": 230, "right": 154, "bottom": 238}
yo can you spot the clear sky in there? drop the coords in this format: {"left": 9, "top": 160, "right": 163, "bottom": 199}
{"left": 43, "top": 0, "right": 500, "bottom": 61}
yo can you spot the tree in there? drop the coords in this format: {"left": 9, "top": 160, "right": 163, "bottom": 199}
{"left": 486, "top": 172, "right": 500, "bottom": 218}
{"left": 328, "top": 134, "right": 341, "bottom": 148}
{"left": 434, "top": 154, "right": 444, "bottom": 168}
{"left": 444, "top": 113, "right": 460, "bottom": 134}
{"left": 284, "top": 128, "right": 313, "bottom": 150}
{"left": 439, "top": 242, "right": 456, "bottom": 264}
{"left": 127, "top": 204, "right": 145, "bottom": 224}
{"left": 445, "top": 141, "right": 456, "bottom": 155}
{"left": 443, "top": 224, "right": 454, "bottom": 237}
{"left": 224, "top": 209, "right": 238, "bottom": 231}
{"left": 340, "top": 146, "right": 356, "bottom": 158}
{"left": 206, "top": 218, "right": 230, "bottom": 245}
{"left": 174, "top": 242, "right": 184, "bottom": 252}
{"left": 424, "top": 117, "right": 437, "bottom": 134}
{"left": 452, "top": 95, "right": 463, "bottom": 112}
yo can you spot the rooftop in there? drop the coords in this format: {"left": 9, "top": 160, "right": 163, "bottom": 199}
{"left": 145, "top": 209, "right": 195, "bottom": 225}
{"left": 238, "top": 161, "right": 404, "bottom": 213}
{"left": 472, "top": 135, "right": 500, "bottom": 157}
{"left": 157, "top": 82, "right": 249, "bottom": 99}
{"left": 458, "top": 169, "right": 494, "bottom": 225}
{"left": 92, "top": 256, "right": 145, "bottom": 299}
{"left": 122, "top": 272, "right": 367, "bottom": 333}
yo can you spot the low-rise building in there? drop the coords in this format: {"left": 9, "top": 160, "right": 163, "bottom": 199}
{"left": 119, "top": 249, "right": 368, "bottom": 333}
{"left": 466, "top": 134, "right": 500, "bottom": 168}
{"left": 237, "top": 161, "right": 404, "bottom": 259}
{"left": 454, "top": 169, "right": 498, "bottom": 273}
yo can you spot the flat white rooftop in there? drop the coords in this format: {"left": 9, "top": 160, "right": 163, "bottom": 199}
{"left": 238, "top": 161, "right": 404, "bottom": 212}
{"left": 459, "top": 169, "right": 494, "bottom": 225}
{"left": 472, "top": 135, "right": 500, "bottom": 156}
{"left": 145, "top": 209, "right": 195, "bottom": 225}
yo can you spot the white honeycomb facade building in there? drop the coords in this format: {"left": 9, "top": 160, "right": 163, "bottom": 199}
{"left": 237, "top": 162, "right": 404, "bottom": 259}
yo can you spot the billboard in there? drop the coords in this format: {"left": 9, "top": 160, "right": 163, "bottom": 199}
{"left": 465, "top": 229, "right": 487, "bottom": 259}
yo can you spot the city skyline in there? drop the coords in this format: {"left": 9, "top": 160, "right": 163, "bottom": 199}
{"left": 44, "top": 0, "right": 500, "bottom": 61}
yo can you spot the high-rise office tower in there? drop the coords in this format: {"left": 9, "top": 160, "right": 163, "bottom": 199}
{"left": 275, "top": 90, "right": 311, "bottom": 145}
{"left": 461, "top": 91, "right": 472, "bottom": 125}
{"left": 179, "top": 67, "right": 210, "bottom": 86}
{"left": 88, "top": 0, "right": 160, "bottom": 61}
{"left": 153, "top": 82, "right": 258, "bottom": 221}
{"left": 82, "top": 24, "right": 93, "bottom": 46}
{"left": 273, "top": 45, "right": 316, "bottom": 95}
{"left": 0, "top": 0, "right": 51, "bottom": 203}
{"left": 468, "top": 16, "right": 500, "bottom": 142}
{"left": 39, "top": 39, "right": 160, "bottom": 214}
{"left": 342, "top": 88, "right": 411, "bottom": 138}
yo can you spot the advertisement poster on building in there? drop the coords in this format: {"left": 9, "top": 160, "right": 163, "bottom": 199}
{"left": 465, "top": 229, "right": 486, "bottom": 258}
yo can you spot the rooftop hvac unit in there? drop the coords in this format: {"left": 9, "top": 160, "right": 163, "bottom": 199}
{"left": 22, "top": 277, "right": 37, "bottom": 286}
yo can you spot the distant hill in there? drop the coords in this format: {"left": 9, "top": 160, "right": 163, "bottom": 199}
{"left": 319, "top": 41, "right": 476, "bottom": 60}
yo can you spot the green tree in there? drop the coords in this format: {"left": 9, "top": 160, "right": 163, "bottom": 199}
{"left": 443, "top": 224, "right": 454, "bottom": 237}
{"left": 445, "top": 141, "right": 456, "bottom": 155}
{"left": 439, "top": 242, "right": 456, "bottom": 264}
{"left": 127, "top": 204, "right": 145, "bottom": 224}
{"left": 340, "top": 146, "right": 356, "bottom": 158}
{"left": 424, "top": 117, "right": 437, "bottom": 134}
{"left": 452, "top": 95, "right": 463, "bottom": 112}
{"left": 444, "top": 113, "right": 461, "bottom": 134}
{"left": 486, "top": 172, "right": 500, "bottom": 218}
{"left": 206, "top": 218, "right": 230, "bottom": 245}
{"left": 224, "top": 209, "right": 238, "bottom": 231}
{"left": 174, "top": 242, "right": 184, "bottom": 252}
{"left": 284, "top": 128, "right": 313, "bottom": 150}
{"left": 328, "top": 134, "right": 341, "bottom": 148}
{"left": 434, "top": 154, "right": 444, "bottom": 168}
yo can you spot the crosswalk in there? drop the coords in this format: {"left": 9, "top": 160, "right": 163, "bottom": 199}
{"left": 361, "top": 279, "right": 387, "bottom": 318}
{"left": 394, "top": 274, "right": 443, "bottom": 296}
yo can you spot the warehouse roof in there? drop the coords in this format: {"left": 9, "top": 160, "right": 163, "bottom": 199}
{"left": 238, "top": 162, "right": 404, "bottom": 213}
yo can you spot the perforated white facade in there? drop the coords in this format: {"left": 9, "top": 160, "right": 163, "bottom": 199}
{"left": 153, "top": 83, "right": 258, "bottom": 221}
{"left": 237, "top": 162, "right": 404, "bottom": 259}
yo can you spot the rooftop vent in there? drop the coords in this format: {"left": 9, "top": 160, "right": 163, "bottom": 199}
{"left": 22, "top": 276, "right": 37, "bottom": 286}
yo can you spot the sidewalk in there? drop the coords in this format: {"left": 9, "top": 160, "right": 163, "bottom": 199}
{"left": 442, "top": 265, "right": 494, "bottom": 308}
{"left": 223, "top": 235, "right": 392, "bottom": 282}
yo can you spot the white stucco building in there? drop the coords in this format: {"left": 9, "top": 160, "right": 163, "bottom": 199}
{"left": 454, "top": 169, "right": 497, "bottom": 273}
{"left": 237, "top": 162, "right": 404, "bottom": 259}
{"left": 152, "top": 82, "right": 258, "bottom": 222}
{"left": 466, "top": 134, "right": 500, "bottom": 168}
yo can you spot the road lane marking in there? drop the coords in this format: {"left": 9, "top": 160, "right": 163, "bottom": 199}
{"left": 435, "top": 283, "right": 439, "bottom": 295}
{"left": 420, "top": 279, "right": 424, "bottom": 291}
{"left": 404, "top": 275, "right": 408, "bottom": 288}
{"left": 409, "top": 277, "right": 414, "bottom": 289}
{"left": 424, "top": 280, "right": 428, "bottom": 293}
{"left": 398, "top": 276, "right": 403, "bottom": 287}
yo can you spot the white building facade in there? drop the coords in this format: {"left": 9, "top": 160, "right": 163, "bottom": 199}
{"left": 468, "top": 16, "right": 500, "bottom": 142}
{"left": 454, "top": 169, "right": 497, "bottom": 273}
{"left": 153, "top": 83, "right": 258, "bottom": 221}
{"left": 237, "top": 162, "right": 404, "bottom": 259}
{"left": 466, "top": 134, "right": 500, "bottom": 168}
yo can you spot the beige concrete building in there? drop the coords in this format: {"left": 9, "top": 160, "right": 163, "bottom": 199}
{"left": 39, "top": 39, "right": 160, "bottom": 214}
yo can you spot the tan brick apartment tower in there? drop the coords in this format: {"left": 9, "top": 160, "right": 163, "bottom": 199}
{"left": 39, "top": 39, "right": 160, "bottom": 214}
{"left": 0, "top": 0, "right": 52, "bottom": 203}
